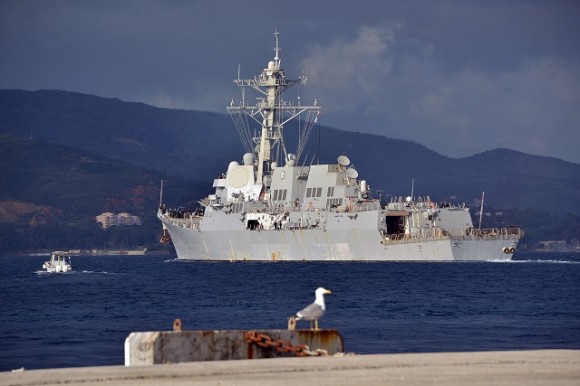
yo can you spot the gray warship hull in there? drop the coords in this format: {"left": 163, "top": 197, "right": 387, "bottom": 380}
{"left": 158, "top": 32, "right": 523, "bottom": 261}
{"left": 159, "top": 208, "right": 522, "bottom": 261}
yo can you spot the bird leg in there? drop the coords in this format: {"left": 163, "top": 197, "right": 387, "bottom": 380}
{"left": 314, "top": 319, "right": 319, "bottom": 330}
{"left": 287, "top": 316, "right": 296, "bottom": 331}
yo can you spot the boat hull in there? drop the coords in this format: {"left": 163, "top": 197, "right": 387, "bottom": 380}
{"left": 160, "top": 212, "right": 519, "bottom": 262}
{"left": 42, "top": 263, "right": 71, "bottom": 273}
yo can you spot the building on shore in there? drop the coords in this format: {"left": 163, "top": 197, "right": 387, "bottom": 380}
{"left": 96, "top": 212, "right": 142, "bottom": 229}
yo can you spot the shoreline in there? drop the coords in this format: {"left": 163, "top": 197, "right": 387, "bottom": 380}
{"left": 2, "top": 349, "right": 579, "bottom": 386}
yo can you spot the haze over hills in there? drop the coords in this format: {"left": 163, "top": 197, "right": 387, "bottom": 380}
{"left": 2, "top": 89, "right": 578, "bottom": 215}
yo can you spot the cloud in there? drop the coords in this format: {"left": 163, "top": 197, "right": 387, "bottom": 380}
{"left": 300, "top": 24, "right": 400, "bottom": 116}
{"left": 413, "top": 58, "right": 580, "bottom": 159}
{"left": 1, "top": 1, "right": 579, "bottom": 163}
{"left": 299, "top": 24, "right": 580, "bottom": 162}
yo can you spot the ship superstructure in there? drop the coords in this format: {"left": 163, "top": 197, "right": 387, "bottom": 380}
{"left": 158, "top": 32, "right": 523, "bottom": 261}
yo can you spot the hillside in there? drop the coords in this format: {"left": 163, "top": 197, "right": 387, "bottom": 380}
{"left": 0, "top": 134, "right": 204, "bottom": 255}
{"left": 0, "top": 89, "right": 239, "bottom": 178}
{"left": 1, "top": 89, "right": 579, "bottom": 215}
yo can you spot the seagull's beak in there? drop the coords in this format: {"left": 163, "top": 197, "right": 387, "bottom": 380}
{"left": 325, "top": 289, "right": 332, "bottom": 294}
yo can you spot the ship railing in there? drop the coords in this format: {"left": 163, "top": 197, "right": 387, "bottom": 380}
{"left": 162, "top": 213, "right": 203, "bottom": 230}
{"left": 453, "top": 227, "right": 524, "bottom": 240}
{"left": 381, "top": 226, "right": 523, "bottom": 245}
{"left": 382, "top": 231, "right": 449, "bottom": 245}
{"left": 237, "top": 201, "right": 381, "bottom": 214}
{"left": 327, "top": 203, "right": 380, "bottom": 213}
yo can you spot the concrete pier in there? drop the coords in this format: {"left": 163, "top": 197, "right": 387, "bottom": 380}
{"left": 2, "top": 350, "right": 579, "bottom": 386}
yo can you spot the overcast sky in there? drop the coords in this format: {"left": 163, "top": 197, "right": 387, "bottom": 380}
{"left": 1, "top": 0, "right": 579, "bottom": 163}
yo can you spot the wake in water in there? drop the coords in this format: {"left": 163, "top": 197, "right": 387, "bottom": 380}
{"left": 513, "top": 259, "right": 580, "bottom": 264}
{"left": 34, "top": 270, "right": 118, "bottom": 275}
{"left": 488, "top": 258, "right": 580, "bottom": 264}
{"left": 34, "top": 270, "right": 71, "bottom": 275}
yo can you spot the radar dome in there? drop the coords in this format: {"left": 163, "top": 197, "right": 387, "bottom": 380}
{"left": 228, "top": 161, "right": 239, "bottom": 171}
{"left": 346, "top": 168, "right": 358, "bottom": 179}
{"left": 243, "top": 153, "right": 254, "bottom": 166}
{"left": 337, "top": 155, "right": 350, "bottom": 166}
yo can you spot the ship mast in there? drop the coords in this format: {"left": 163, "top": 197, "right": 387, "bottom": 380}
{"left": 227, "top": 31, "right": 320, "bottom": 187}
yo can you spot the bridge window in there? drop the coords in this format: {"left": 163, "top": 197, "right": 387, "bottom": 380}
{"left": 273, "top": 189, "right": 288, "bottom": 201}
{"left": 326, "top": 198, "right": 343, "bottom": 208}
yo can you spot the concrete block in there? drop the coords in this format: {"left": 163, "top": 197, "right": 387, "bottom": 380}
{"left": 125, "top": 329, "right": 344, "bottom": 366}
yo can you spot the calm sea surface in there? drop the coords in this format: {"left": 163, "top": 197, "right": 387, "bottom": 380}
{"left": 1, "top": 253, "right": 579, "bottom": 371}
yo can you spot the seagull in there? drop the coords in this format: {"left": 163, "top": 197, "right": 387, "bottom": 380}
{"left": 295, "top": 287, "right": 331, "bottom": 330}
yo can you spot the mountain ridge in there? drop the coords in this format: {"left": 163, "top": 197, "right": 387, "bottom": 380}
{"left": 1, "top": 89, "right": 579, "bottom": 215}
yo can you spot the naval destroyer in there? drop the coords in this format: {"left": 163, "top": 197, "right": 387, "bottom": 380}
{"left": 158, "top": 32, "right": 523, "bottom": 261}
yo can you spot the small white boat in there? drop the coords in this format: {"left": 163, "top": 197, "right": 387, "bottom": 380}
{"left": 42, "top": 251, "right": 72, "bottom": 273}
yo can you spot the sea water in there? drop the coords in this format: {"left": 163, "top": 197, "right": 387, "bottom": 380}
{"left": 1, "top": 253, "right": 579, "bottom": 371}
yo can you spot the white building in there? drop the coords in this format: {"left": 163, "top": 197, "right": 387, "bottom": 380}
{"left": 96, "top": 212, "right": 142, "bottom": 229}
